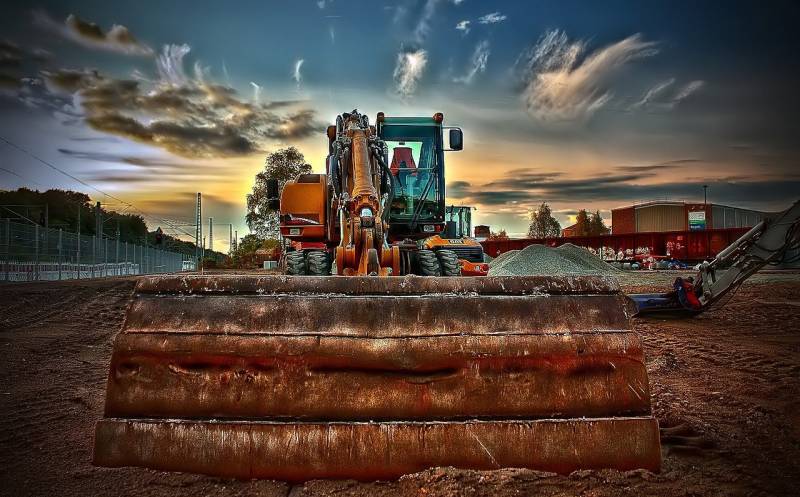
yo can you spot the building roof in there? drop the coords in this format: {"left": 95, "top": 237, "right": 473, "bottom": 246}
{"left": 612, "top": 200, "right": 766, "bottom": 214}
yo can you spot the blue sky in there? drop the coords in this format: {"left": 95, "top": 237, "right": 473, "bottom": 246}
{"left": 1, "top": 0, "right": 798, "bottom": 244}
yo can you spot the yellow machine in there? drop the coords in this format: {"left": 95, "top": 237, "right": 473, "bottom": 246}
{"left": 422, "top": 205, "right": 489, "bottom": 276}
{"left": 93, "top": 110, "right": 661, "bottom": 480}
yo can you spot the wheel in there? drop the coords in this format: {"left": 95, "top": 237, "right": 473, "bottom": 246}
{"left": 416, "top": 249, "right": 441, "bottom": 276}
{"left": 306, "top": 251, "right": 332, "bottom": 276}
{"left": 436, "top": 249, "right": 462, "bottom": 276}
{"left": 285, "top": 251, "right": 307, "bottom": 275}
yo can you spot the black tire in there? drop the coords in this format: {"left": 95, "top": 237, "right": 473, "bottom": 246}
{"left": 285, "top": 251, "right": 307, "bottom": 275}
{"left": 416, "top": 249, "right": 441, "bottom": 276}
{"left": 437, "top": 249, "right": 462, "bottom": 276}
{"left": 306, "top": 251, "right": 332, "bottom": 276}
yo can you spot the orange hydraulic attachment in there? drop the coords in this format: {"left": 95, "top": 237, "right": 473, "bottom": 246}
{"left": 333, "top": 112, "right": 399, "bottom": 276}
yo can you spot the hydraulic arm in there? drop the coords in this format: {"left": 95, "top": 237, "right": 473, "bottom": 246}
{"left": 329, "top": 110, "right": 400, "bottom": 275}
{"left": 631, "top": 200, "right": 800, "bottom": 316}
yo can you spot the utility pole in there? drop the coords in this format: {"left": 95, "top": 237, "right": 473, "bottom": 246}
{"left": 234, "top": 230, "right": 238, "bottom": 251}
{"left": 703, "top": 185, "right": 708, "bottom": 205}
{"left": 76, "top": 203, "right": 81, "bottom": 279}
{"left": 229, "top": 224, "right": 233, "bottom": 254}
{"left": 209, "top": 217, "right": 213, "bottom": 252}
{"left": 95, "top": 201, "right": 102, "bottom": 265}
{"left": 194, "top": 193, "right": 202, "bottom": 263}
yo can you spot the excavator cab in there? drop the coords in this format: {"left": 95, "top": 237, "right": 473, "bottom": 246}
{"left": 377, "top": 113, "right": 451, "bottom": 241}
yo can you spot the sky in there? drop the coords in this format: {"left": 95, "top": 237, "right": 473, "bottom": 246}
{"left": 1, "top": 0, "right": 799, "bottom": 247}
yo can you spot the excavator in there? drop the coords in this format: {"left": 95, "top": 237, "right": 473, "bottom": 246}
{"left": 276, "top": 110, "right": 467, "bottom": 276}
{"left": 93, "top": 110, "right": 661, "bottom": 480}
{"left": 631, "top": 200, "right": 800, "bottom": 316}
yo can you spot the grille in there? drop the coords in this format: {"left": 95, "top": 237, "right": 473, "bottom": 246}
{"left": 438, "top": 245, "right": 484, "bottom": 263}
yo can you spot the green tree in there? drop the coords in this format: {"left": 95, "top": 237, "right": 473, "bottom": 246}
{"left": 588, "top": 210, "right": 611, "bottom": 236}
{"left": 230, "top": 234, "right": 281, "bottom": 268}
{"left": 574, "top": 209, "right": 590, "bottom": 237}
{"left": 527, "top": 202, "right": 562, "bottom": 238}
{"left": 246, "top": 147, "right": 312, "bottom": 239}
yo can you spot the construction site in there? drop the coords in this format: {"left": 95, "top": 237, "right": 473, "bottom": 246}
{"left": 1, "top": 108, "right": 799, "bottom": 497}
{"left": 1, "top": 269, "right": 799, "bottom": 496}
{"left": 1, "top": 2, "right": 799, "bottom": 495}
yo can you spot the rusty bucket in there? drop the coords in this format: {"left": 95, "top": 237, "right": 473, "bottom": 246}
{"left": 93, "top": 275, "right": 660, "bottom": 480}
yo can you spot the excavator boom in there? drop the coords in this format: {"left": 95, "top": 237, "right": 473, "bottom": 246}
{"left": 631, "top": 199, "right": 800, "bottom": 316}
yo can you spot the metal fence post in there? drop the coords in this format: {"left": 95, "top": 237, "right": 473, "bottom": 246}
{"left": 76, "top": 232, "right": 81, "bottom": 280}
{"left": 4, "top": 219, "right": 9, "bottom": 282}
{"left": 115, "top": 237, "right": 119, "bottom": 277}
{"left": 58, "top": 228, "right": 62, "bottom": 281}
{"left": 124, "top": 242, "right": 128, "bottom": 275}
{"left": 34, "top": 224, "right": 39, "bottom": 281}
{"left": 92, "top": 235, "right": 96, "bottom": 278}
{"left": 104, "top": 237, "right": 108, "bottom": 277}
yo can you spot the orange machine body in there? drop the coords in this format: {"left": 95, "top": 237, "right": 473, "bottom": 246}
{"left": 279, "top": 174, "right": 329, "bottom": 246}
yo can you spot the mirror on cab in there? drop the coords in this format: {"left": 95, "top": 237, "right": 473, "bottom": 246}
{"left": 448, "top": 128, "right": 463, "bottom": 151}
{"left": 266, "top": 178, "right": 280, "bottom": 210}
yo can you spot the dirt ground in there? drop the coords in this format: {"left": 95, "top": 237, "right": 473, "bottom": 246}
{"left": 1, "top": 273, "right": 798, "bottom": 497}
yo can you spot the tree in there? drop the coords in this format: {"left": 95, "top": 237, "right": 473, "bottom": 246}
{"left": 246, "top": 147, "right": 312, "bottom": 239}
{"left": 487, "top": 229, "right": 509, "bottom": 240}
{"left": 527, "top": 202, "right": 562, "bottom": 238}
{"left": 574, "top": 209, "right": 590, "bottom": 237}
{"left": 588, "top": 210, "right": 610, "bottom": 236}
{"left": 230, "top": 234, "right": 282, "bottom": 269}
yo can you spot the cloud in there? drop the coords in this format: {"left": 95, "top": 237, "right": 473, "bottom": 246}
{"left": 393, "top": 47, "right": 427, "bottom": 99}
{"left": 630, "top": 78, "right": 704, "bottom": 111}
{"left": 36, "top": 53, "right": 322, "bottom": 157}
{"left": 515, "top": 29, "right": 658, "bottom": 122}
{"left": 630, "top": 78, "right": 674, "bottom": 109}
{"left": 156, "top": 44, "right": 191, "bottom": 86}
{"left": 293, "top": 59, "right": 304, "bottom": 85}
{"left": 446, "top": 167, "right": 800, "bottom": 210}
{"left": 455, "top": 20, "right": 470, "bottom": 34}
{"left": 412, "top": 0, "right": 440, "bottom": 44}
{"left": 0, "top": 73, "right": 20, "bottom": 92}
{"left": 613, "top": 159, "right": 702, "bottom": 172}
{"left": 0, "top": 50, "right": 22, "bottom": 72}
{"left": 478, "top": 12, "right": 507, "bottom": 24}
{"left": 674, "top": 80, "right": 704, "bottom": 102}
{"left": 454, "top": 40, "right": 489, "bottom": 84}
{"left": 250, "top": 82, "right": 261, "bottom": 103}
{"left": 0, "top": 41, "right": 51, "bottom": 94}
{"left": 33, "top": 10, "right": 153, "bottom": 56}
{"left": 57, "top": 148, "right": 227, "bottom": 183}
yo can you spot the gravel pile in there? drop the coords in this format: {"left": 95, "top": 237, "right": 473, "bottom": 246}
{"left": 488, "top": 243, "right": 619, "bottom": 276}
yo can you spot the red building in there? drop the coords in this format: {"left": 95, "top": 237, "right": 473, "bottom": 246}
{"left": 561, "top": 223, "right": 579, "bottom": 237}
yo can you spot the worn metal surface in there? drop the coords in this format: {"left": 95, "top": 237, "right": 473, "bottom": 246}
{"left": 133, "top": 274, "right": 623, "bottom": 295}
{"left": 94, "top": 417, "right": 661, "bottom": 480}
{"left": 105, "top": 331, "right": 650, "bottom": 419}
{"left": 94, "top": 274, "right": 660, "bottom": 479}
{"left": 123, "top": 294, "right": 632, "bottom": 336}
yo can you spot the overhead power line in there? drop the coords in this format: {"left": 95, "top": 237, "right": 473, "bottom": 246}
{"left": 0, "top": 135, "right": 196, "bottom": 240}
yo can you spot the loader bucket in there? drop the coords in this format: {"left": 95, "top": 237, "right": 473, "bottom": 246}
{"left": 93, "top": 275, "right": 660, "bottom": 480}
